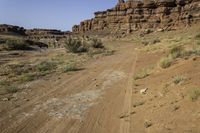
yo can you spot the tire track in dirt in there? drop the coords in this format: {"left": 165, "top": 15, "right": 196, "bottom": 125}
{"left": 1, "top": 41, "right": 138, "bottom": 133}
{"left": 77, "top": 44, "right": 137, "bottom": 133}
{"left": 120, "top": 52, "right": 138, "bottom": 133}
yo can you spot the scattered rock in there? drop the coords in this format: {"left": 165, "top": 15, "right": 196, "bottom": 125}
{"left": 157, "top": 28, "right": 164, "bottom": 32}
{"left": 152, "top": 39, "right": 161, "bottom": 44}
{"left": 2, "top": 98, "right": 9, "bottom": 101}
{"left": 133, "top": 101, "right": 145, "bottom": 108}
{"left": 193, "top": 57, "right": 197, "bottom": 61}
{"left": 144, "top": 120, "right": 153, "bottom": 128}
{"left": 140, "top": 88, "right": 148, "bottom": 94}
{"left": 130, "top": 111, "right": 136, "bottom": 115}
{"left": 119, "top": 112, "right": 129, "bottom": 119}
{"left": 172, "top": 105, "right": 180, "bottom": 112}
{"left": 92, "top": 78, "right": 97, "bottom": 81}
{"left": 24, "top": 98, "right": 30, "bottom": 101}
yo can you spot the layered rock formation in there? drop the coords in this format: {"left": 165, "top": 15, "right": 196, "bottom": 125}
{"left": 0, "top": 24, "right": 71, "bottom": 40}
{"left": 72, "top": 0, "right": 200, "bottom": 34}
{"left": 0, "top": 24, "right": 26, "bottom": 35}
{"left": 26, "top": 29, "right": 70, "bottom": 40}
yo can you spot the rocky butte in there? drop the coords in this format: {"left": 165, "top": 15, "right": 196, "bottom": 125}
{"left": 72, "top": 0, "right": 200, "bottom": 34}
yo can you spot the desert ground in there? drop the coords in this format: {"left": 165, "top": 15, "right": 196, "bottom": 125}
{"left": 0, "top": 24, "right": 200, "bottom": 133}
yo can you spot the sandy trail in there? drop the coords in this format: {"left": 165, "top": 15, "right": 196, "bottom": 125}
{"left": 0, "top": 41, "right": 137, "bottom": 133}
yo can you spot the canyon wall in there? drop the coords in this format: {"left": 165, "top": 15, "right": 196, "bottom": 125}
{"left": 72, "top": 0, "right": 200, "bottom": 34}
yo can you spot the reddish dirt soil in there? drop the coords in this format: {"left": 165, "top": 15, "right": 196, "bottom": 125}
{"left": 1, "top": 25, "right": 200, "bottom": 133}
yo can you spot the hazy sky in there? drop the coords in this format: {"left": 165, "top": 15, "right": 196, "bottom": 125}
{"left": 0, "top": 0, "right": 117, "bottom": 31}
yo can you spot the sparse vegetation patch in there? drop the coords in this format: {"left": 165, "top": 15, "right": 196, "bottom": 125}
{"left": 173, "top": 75, "right": 186, "bottom": 84}
{"left": 134, "top": 66, "right": 154, "bottom": 80}
{"left": 159, "top": 57, "right": 173, "bottom": 69}
{"left": 64, "top": 37, "right": 87, "bottom": 53}
{"left": 190, "top": 88, "right": 200, "bottom": 102}
{"left": 0, "top": 38, "right": 48, "bottom": 51}
{"left": 63, "top": 63, "right": 78, "bottom": 72}
{"left": 195, "top": 32, "right": 200, "bottom": 40}
{"left": 5, "top": 85, "right": 18, "bottom": 93}
{"left": 159, "top": 45, "right": 200, "bottom": 69}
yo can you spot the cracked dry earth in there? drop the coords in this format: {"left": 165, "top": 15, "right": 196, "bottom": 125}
{"left": 0, "top": 41, "right": 137, "bottom": 133}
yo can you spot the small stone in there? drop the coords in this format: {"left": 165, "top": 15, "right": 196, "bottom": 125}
{"left": 130, "top": 111, "right": 136, "bottom": 115}
{"left": 172, "top": 105, "right": 180, "bottom": 112}
{"left": 24, "top": 98, "right": 30, "bottom": 101}
{"left": 119, "top": 112, "right": 129, "bottom": 119}
{"left": 140, "top": 88, "right": 148, "bottom": 94}
{"left": 144, "top": 121, "right": 152, "bottom": 128}
{"left": 193, "top": 57, "right": 197, "bottom": 61}
{"left": 2, "top": 98, "right": 9, "bottom": 101}
{"left": 157, "top": 28, "right": 164, "bottom": 32}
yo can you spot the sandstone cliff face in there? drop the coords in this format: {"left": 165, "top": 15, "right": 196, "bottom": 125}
{"left": 72, "top": 0, "right": 200, "bottom": 34}
{"left": 0, "top": 24, "right": 26, "bottom": 35}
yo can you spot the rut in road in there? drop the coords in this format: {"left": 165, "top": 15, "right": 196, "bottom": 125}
{"left": 120, "top": 52, "right": 138, "bottom": 133}
{"left": 0, "top": 42, "right": 138, "bottom": 133}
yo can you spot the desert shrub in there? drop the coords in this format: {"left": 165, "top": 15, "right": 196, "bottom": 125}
{"left": 8, "top": 63, "right": 33, "bottom": 75}
{"left": 18, "top": 73, "right": 36, "bottom": 83}
{"left": 195, "top": 32, "right": 200, "bottom": 40}
{"left": 134, "top": 69, "right": 150, "bottom": 80}
{"left": 159, "top": 57, "right": 173, "bottom": 69}
{"left": 141, "top": 41, "right": 149, "bottom": 46}
{"left": 5, "top": 39, "right": 31, "bottom": 50}
{"left": 64, "top": 37, "right": 87, "bottom": 53}
{"left": 152, "top": 39, "right": 161, "bottom": 44}
{"left": 181, "top": 49, "right": 200, "bottom": 57}
{"left": 36, "top": 61, "right": 57, "bottom": 72}
{"left": 63, "top": 63, "right": 78, "bottom": 72}
{"left": 90, "top": 38, "right": 104, "bottom": 48}
{"left": 0, "top": 80, "right": 10, "bottom": 86}
{"left": 5, "top": 85, "right": 18, "bottom": 93}
{"left": 169, "top": 45, "right": 183, "bottom": 59}
{"left": 103, "top": 50, "right": 115, "bottom": 56}
{"left": 64, "top": 37, "right": 105, "bottom": 53}
{"left": 173, "top": 75, "right": 186, "bottom": 84}
{"left": 0, "top": 38, "right": 6, "bottom": 44}
{"left": 190, "top": 88, "right": 200, "bottom": 101}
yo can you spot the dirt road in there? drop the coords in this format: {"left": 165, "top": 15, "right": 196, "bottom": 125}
{"left": 0, "top": 41, "right": 137, "bottom": 133}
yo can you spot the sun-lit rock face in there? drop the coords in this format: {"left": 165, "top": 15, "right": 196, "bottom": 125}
{"left": 72, "top": 0, "right": 200, "bottom": 34}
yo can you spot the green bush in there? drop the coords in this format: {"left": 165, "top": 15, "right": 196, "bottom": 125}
{"left": 195, "top": 32, "right": 200, "bottom": 40}
{"left": 5, "top": 39, "right": 31, "bottom": 50}
{"left": 169, "top": 45, "right": 183, "bottom": 59}
{"left": 90, "top": 38, "right": 104, "bottom": 48}
{"left": 134, "top": 68, "right": 150, "bottom": 80}
{"left": 190, "top": 88, "right": 200, "bottom": 102}
{"left": 159, "top": 57, "right": 173, "bottom": 69}
{"left": 173, "top": 75, "right": 186, "bottom": 84}
{"left": 64, "top": 37, "right": 104, "bottom": 53}
{"left": 36, "top": 61, "right": 57, "bottom": 72}
{"left": 0, "top": 80, "right": 10, "bottom": 86}
{"left": 64, "top": 37, "right": 87, "bottom": 53}
{"left": 103, "top": 50, "right": 115, "bottom": 56}
{"left": 18, "top": 73, "right": 36, "bottom": 83}
{"left": 5, "top": 85, "right": 18, "bottom": 93}
{"left": 63, "top": 63, "right": 78, "bottom": 72}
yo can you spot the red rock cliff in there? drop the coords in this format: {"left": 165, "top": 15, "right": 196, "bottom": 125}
{"left": 72, "top": 0, "right": 200, "bottom": 34}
